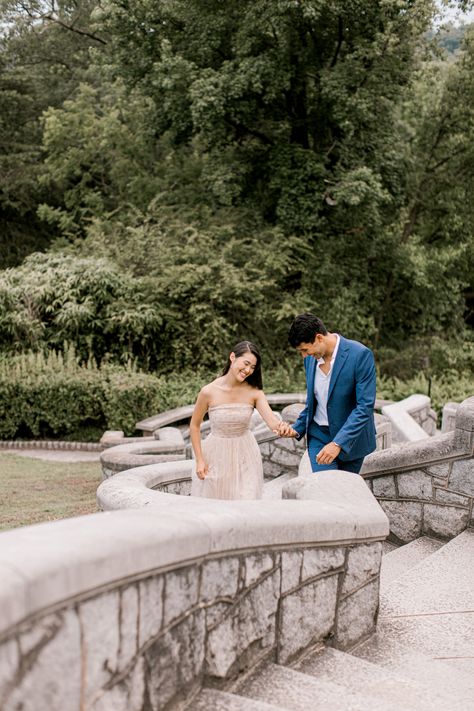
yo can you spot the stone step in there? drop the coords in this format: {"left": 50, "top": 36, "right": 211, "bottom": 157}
{"left": 353, "top": 636, "right": 474, "bottom": 709}
{"left": 294, "top": 646, "right": 452, "bottom": 711}
{"left": 380, "top": 535, "right": 444, "bottom": 587}
{"left": 380, "top": 529, "right": 474, "bottom": 616}
{"left": 192, "top": 688, "right": 290, "bottom": 710}
{"left": 363, "top": 529, "right": 474, "bottom": 700}
{"left": 236, "top": 662, "right": 413, "bottom": 711}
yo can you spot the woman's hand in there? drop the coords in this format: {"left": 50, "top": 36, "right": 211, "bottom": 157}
{"left": 275, "top": 420, "right": 298, "bottom": 437}
{"left": 196, "top": 457, "right": 209, "bottom": 480}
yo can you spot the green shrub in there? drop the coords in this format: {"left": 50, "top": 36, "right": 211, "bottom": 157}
{"left": 0, "top": 351, "right": 161, "bottom": 440}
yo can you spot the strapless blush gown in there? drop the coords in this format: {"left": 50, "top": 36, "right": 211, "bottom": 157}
{"left": 191, "top": 404, "right": 263, "bottom": 499}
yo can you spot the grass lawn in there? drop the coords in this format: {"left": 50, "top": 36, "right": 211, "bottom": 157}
{"left": 0, "top": 453, "right": 101, "bottom": 531}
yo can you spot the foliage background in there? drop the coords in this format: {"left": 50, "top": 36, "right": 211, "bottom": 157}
{"left": 0, "top": 0, "right": 473, "bottom": 437}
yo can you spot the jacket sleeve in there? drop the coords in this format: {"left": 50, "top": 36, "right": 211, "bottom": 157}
{"left": 291, "top": 356, "right": 311, "bottom": 439}
{"left": 333, "top": 348, "right": 376, "bottom": 454}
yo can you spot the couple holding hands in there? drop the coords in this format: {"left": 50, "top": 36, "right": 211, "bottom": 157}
{"left": 190, "top": 312, "right": 377, "bottom": 499}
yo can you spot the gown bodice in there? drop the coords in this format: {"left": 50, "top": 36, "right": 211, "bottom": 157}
{"left": 208, "top": 404, "right": 253, "bottom": 438}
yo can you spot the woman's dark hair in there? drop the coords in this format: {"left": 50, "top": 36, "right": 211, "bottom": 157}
{"left": 288, "top": 312, "right": 328, "bottom": 347}
{"left": 222, "top": 340, "right": 263, "bottom": 389}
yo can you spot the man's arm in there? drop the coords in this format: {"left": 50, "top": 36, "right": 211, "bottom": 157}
{"left": 332, "top": 348, "right": 376, "bottom": 454}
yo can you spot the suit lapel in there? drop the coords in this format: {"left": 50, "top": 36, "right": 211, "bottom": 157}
{"left": 305, "top": 356, "right": 316, "bottom": 421}
{"left": 327, "top": 336, "right": 349, "bottom": 402}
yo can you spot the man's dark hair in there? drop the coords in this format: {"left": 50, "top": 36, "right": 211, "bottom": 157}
{"left": 288, "top": 313, "right": 328, "bottom": 347}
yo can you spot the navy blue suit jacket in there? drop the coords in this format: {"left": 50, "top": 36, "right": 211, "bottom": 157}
{"left": 292, "top": 335, "right": 376, "bottom": 461}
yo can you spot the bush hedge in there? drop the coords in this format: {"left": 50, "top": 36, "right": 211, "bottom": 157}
{"left": 0, "top": 352, "right": 164, "bottom": 440}
{"left": 0, "top": 350, "right": 471, "bottom": 441}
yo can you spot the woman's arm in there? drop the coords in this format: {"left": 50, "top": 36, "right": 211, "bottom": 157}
{"left": 189, "top": 387, "right": 210, "bottom": 479}
{"left": 254, "top": 390, "right": 297, "bottom": 435}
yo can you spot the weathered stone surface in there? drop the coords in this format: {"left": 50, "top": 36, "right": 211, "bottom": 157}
{"left": 397, "top": 470, "right": 433, "bottom": 500}
{"left": 259, "top": 442, "right": 271, "bottom": 457}
{"left": 269, "top": 446, "right": 302, "bottom": 467}
{"left": 17, "top": 612, "right": 63, "bottom": 657}
{"left": 426, "top": 463, "right": 451, "bottom": 480}
{"left": 90, "top": 658, "right": 145, "bottom": 711}
{"left": 201, "top": 558, "right": 240, "bottom": 601}
{"left": 379, "top": 500, "right": 422, "bottom": 543}
{"left": 441, "top": 402, "right": 459, "bottom": 433}
{"left": 6, "top": 609, "right": 81, "bottom": 711}
{"left": 342, "top": 543, "right": 382, "bottom": 595}
{"left": 244, "top": 553, "right": 274, "bottom": 587}
{"left": 138, "top": 576, "right": 164, "bottom": 648}
{"left": 205, "top": 600, "right": 234, "bottom": 628}
{"left": 206, "top": 571, "right": 280, "bottom": 678}
{"left": 371, "top": 475, "right": 396, "bottom": 497}
{"left": 281, "top": 403, "right": 305, "bottom": 422}
{"left": 435, "top": 488, "right": 470, "bottom": 507}
{"left": 278, "top": 575, "right": 338, "bottom": 663}
{"left": 423, "top": 504, "right": 469, "bottom": 540}
{"left": 301, "top": 547, "right": 345, "bottom": 581}
{"left": 449, "top": 459, "right": 474, "bottom": 497}
{"left": 454, "top": 396, "right": 474, "bottom": 432}
{"left": 262, "top": 460, "right": 286, "bottom": 478}
{"left": 146, "top": 610, "right": 205, "bottom": 709}
{"left": 118, "top": 585, "right": 139, "bottom": 671}
{"left": 281, "top": 551, "right": 303, "bottom": 594}
{"left": 335, "top": 579, "right": 379, "bottom": 650}
{"left": 274, "top": 438, "right": 302, "bottom": 454}
{"left": 80, "top": 592, "right": 120, "bottom": 703}
{"left": 163, "top": 566, "right": 199, "bottom": 625}
{"left": 0, "top": 637, "right": 19, "bottom": 703}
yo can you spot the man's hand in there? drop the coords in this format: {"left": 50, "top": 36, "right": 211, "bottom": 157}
{"left": 275, "top": 421, "right": 298, "bottom": 438}
{"left": 316, "top": 441, "right": 341, "bottom": 465}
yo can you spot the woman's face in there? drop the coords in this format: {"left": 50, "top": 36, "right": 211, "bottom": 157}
{"left": 230, "top": 351, "right": 257, "bottom": 382}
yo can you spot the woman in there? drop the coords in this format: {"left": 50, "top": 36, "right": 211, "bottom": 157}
{"left": 190, "top": 341, "right": 287, "bottom": 499}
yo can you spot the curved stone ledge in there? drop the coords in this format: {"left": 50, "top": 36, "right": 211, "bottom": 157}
{"left": 0, "top": 471, "right": 388, "bottom": 640}
{"left": 362, "top": 397, "right": 474, "bottom": 543}
{"left": 100, "top": 427, "right": 186, "bottom": 479}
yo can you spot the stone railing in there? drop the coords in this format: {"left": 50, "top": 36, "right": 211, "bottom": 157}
{"left": 381, "top": 394, "right": 437, "bottom": 442}
{"left": 362, "top": 396, "right": 474, "bottom": 544}
{"left": 100, "top": 415, "right": 307, "bottom": 482}
{"left": 0, "top": 470, "right": 388, "bottom": 710}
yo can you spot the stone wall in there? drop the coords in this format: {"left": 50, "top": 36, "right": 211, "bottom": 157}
{"left": 362, "top": 396, "right": 474, "bottom": 544}
{"left": 0, "top": 472, "right": 388, "bottom": 711}
{"left": 0, "top": 540, "right": 381, "bottom": 711}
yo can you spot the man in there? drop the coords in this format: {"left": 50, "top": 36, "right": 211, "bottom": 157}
{"left": 283, "top": 312, "right": 376, "bottom": 474}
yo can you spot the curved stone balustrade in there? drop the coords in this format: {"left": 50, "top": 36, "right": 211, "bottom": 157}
{"left": 381, "top": 394, "right": 437, "bottom": 442}
{"left": 0, "top": 469, "right": 388, "bottom": 711}
{"left": 100, "top": 426, "right": 186, "bottom": 479}
{"left": 361, "top": 396, "right": 474, "bottom": 544}
{"left": 100, "top": 416, "right": 307, "bottom": 482}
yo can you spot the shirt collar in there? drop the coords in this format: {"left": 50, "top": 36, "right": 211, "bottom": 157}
{"left": 317, "top": 333, "right": 340, "bottom": 366}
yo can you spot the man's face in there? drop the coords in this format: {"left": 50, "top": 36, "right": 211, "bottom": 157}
{"left": 295, "top": 334, "right": 325, "bottom": 359}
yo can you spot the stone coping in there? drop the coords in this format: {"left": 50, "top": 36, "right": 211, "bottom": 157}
{"left": 0, "top": 469, "right": 388, "bottom": 641}
{"left": 381, "top": 394, "right": 431, "bottom": 442}
{"left": 0, "top": 440, "right": 103, "bottom": 451}
{"left": 362, "top": 396, "right": 474, "bottom": 477}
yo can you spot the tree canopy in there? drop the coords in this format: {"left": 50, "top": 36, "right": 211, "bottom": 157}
{"left": 0, "top": 0, "right": 473, "bottom": 373}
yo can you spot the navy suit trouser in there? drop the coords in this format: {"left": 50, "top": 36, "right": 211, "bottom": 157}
{"left": 307, "top": 421, "right": 364, "bottom": 474}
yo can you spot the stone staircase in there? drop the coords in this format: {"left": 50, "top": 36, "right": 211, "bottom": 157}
{"left": 192, "top": 529, "right": 474, "bottom": 710}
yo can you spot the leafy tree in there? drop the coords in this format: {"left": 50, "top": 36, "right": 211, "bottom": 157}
{"left": 0, "top": 0, "right": 107, "bottom": 265}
